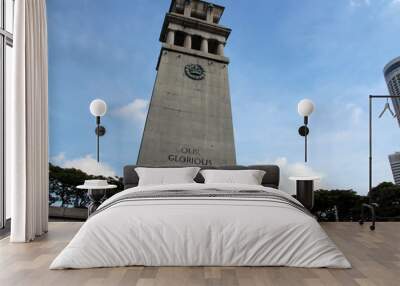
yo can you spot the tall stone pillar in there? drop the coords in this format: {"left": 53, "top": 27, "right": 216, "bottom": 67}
{"left": 184, "top": 34, "right": 192, "bottom": 49}
{"left": 217, "top": 42, "right": 224, "bottom": 56}
{"left": 201, "top": 38, "right": 208, "bottom": 53}
{"left": 184, "top": 0, "right": 191, "bottom": 17}
{"left": 166, "top": 30, "right": 175, "bottom": 45}
{"left": 206, "top": 5, "right": 213, "bottom": 23}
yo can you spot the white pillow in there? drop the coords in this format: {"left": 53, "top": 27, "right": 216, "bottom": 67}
{"left": 135, "top": 167, "right": 200, "bottom": 186}
{"left": 200, "top": 169, "right": 266, "bottom": 185}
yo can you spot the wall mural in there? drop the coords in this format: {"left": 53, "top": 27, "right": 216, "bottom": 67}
{"left": 47, "top": 0, "right": 400, "bottom": 220}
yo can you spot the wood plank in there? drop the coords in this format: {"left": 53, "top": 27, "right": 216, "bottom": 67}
{"left": 0, "top": 222, "right": 399, "bottom": 286}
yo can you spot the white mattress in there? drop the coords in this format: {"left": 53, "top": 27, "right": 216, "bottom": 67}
{"left": 50, "top": 183, "right": 351, "bottom": 269}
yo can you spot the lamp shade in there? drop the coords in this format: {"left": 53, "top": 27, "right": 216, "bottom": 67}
{"left": 297, "top": 99, "right": 315, "bottom": 117}
{"left": 90, "top": 99, "right": 107, "bottom": 117}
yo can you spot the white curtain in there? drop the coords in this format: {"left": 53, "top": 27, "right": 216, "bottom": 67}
{"left": 9, "top": 0, "right": 49, "bottom": 242}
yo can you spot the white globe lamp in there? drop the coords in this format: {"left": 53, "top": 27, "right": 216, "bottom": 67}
{"left": 298, "top": 99, "right": 315, "bottom": 117}
{"left": 297, "top": 99, "right": 315, "bottom": 163}
{"left": 89, "top": 99, "right": 107, "bottom": 162}
{"left": 90, "top": 99, "right": 107, "bottom": 117}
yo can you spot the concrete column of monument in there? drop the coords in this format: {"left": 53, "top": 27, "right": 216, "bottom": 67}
{"left": 137, "top": 0, "right": 236, "bottom": 166}
{"left": 184, "top": 34, "right": 192, "bottom": 49}
{"left": 184, "top": 0, "right": 192, "bottom": 17}
{"left": 166, "top": 30, "right": 175, "bottom": 45}
{"left": 206, "top": 4, "right": 213, "bottom": 23}
{"left": 217, "top": 42, "right": 224, "bottom": 56}
{"left": 201, "top": 38, "right": 208, "bottom": 53}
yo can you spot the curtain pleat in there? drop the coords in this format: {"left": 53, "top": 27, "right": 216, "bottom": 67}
{"left": 10, "top": 0, "right": 48, "bottom": 243}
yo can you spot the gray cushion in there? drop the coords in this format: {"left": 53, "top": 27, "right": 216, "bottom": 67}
{"left": 124, "top": 165, "right": 280, "bottom": 189}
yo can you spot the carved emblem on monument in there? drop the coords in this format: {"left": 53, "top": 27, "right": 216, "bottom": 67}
{"left": 184, "top": 64, "right": 205, "bottom": 80}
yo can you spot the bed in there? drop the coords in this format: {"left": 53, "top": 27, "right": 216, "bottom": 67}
{"left": 50, "top": 165, "right": 351, "bottom": 269}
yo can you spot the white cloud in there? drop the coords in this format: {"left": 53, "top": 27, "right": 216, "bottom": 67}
{"left": 350, "top": 0, "right": 370, "bottom": 7}
{"left": 350, "top": 0, "right": 400, "bottom": 8}
{"left": 51, "top": 153, "right": 117, "bottom": 178}
{"left": 345, "top": 103, "right": 363, "bottom": 126}
{"left": 51, "top": 152, "right": 66, "bottom": 165}
{"left": 112, "top": 99, "right": 148, "bottom": 123}
{"left": 275, "top": 157, "right": 325, "bottom": 195}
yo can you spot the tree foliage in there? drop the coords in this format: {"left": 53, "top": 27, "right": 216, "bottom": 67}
{"left": 49, "top": 163, "right": 123, "bottom": 208}
{"left": 313, "top": 182, "right": 400, "bottom": 221}
{"left": 313, "top": 189, "right": 368, "bottom": 221}
{"left": 49, "top": 163, "right": 400, "bottom": 221}
{"left": 369, "top": 182, "right": 400, "bottom": 218}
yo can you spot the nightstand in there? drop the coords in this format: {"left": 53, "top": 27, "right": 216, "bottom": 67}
{"left": 289, "top": 176, "right": 320, "bottom": 210}
{"left": 77, "top": 183, "right": 117, "bottom": 216}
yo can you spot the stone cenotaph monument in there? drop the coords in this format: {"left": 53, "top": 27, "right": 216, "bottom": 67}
{"left": 137, "top": 0, "right": 236, "bottom": 166}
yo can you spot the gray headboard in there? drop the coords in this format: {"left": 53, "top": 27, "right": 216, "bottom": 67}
{"left": 123, "top": 165, "right": 280, "bottom": 189}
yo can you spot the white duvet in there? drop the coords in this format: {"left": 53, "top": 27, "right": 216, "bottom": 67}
{"left": 50, "top": 183, "right": 351, "bottom": 269}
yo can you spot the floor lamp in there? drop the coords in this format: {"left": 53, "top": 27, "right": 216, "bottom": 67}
{"left": 359, "top": 94, "right": 400, "bottom": 230}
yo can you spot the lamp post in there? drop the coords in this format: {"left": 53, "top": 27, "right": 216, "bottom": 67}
{"left": 89, "top": 99, "right": 107, "bottom": 162}
{"left": 368, "top": 95, "right": 400, "bottom": 193}
{"left": 297, "top": 99, "right": 315, "bottom": 163}
{"left": 360, "top": 94, "right": 400, "bottom": 231}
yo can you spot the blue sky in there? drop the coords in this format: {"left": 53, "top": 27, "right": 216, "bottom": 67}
{"left": 47, "top": 0, "right": 400, "bottom": 194}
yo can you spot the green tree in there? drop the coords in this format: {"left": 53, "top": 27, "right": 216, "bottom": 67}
{"left": 369, "top": 182, "right": 400, "bottom": 219}
{"left": 49, "top": 163, "right": 123, "bottom": 208}
{"left": 313, "top": 183, "right": 400, "bottom": 221}
{"left": 313, "top": 189, "right": 367, "bottom": 221}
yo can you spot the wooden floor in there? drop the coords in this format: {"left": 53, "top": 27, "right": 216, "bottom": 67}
{"left": 0, "top": 222, "right": 399, "bottom": 286}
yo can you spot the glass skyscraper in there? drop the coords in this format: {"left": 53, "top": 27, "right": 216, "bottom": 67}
{"left": 389, "top": 152, "right": 400, "bottom": 185}
{"left": 384, "top": 57, "right": 400, "bottom": 126}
